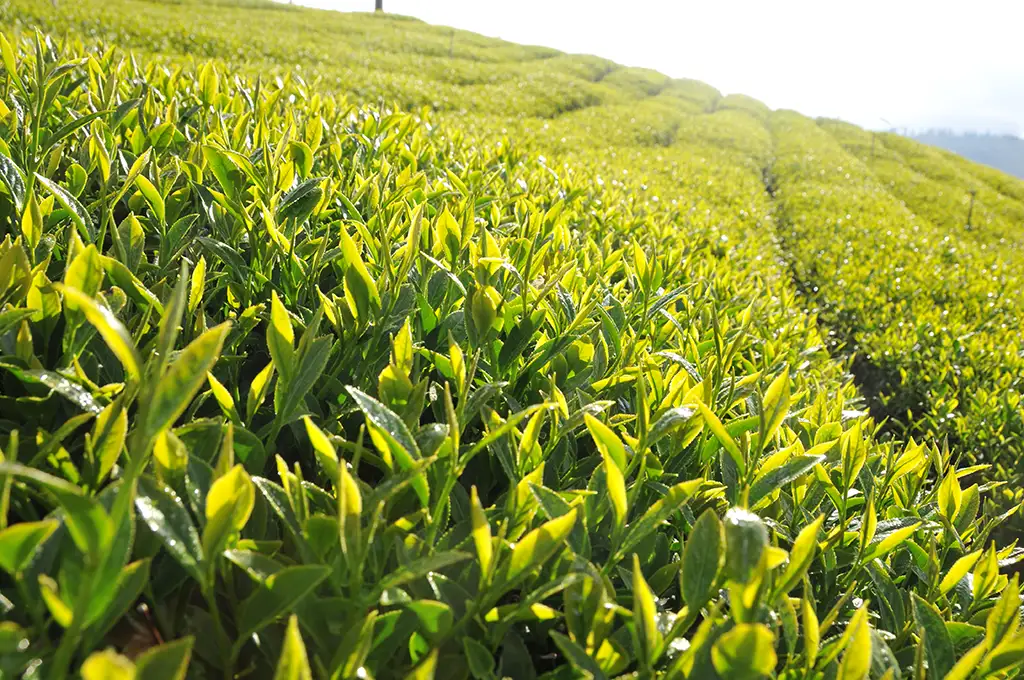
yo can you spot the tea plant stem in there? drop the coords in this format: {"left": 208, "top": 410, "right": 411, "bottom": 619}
{"left": 48, "top": 566, "right": 99, "bottom": 680}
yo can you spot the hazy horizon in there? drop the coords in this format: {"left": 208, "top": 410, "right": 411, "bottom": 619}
{"left": 277, "top": 0, "right": 1024, "bottom": 136}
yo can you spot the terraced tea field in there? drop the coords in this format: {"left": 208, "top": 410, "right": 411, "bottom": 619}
{"left": 0, "top": 0, "right": 1023, "bottom": 677}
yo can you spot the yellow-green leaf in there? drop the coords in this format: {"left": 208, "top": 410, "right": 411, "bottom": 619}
{"left": 267, "top": 291, "right": 294, "bottom": 382}
{"left": 145, "top": 322, "right": 231, "bottom": 438}
{"left": 64, "top": 244, "right": 103, "bottom": 307}
{"left": 188, "top": 255, "right": 206, "bottom": 314}
{"left": 337, "top": 456, "right": 362, "bottom": 557}
{"left": 81, "top": 649, "right": 136, "bottom": 680}
{"left": 470, "top": 485, "right": 493, "bottom": 579}
{"left": 404, "top": 647, "right": 438, "bottom": 680}
{"left": 633, "top": 553, "right": 662, "bottom": 666}
{"left": 585, "top": 413, "right": 626, "bottom": 471}
{"left": 339, "top": 228, "right": 380, "bottom": 320}
{"left": 603, "top": 452, "right": 627, "bottom": 529}
{"left": 862, "top": 522, "right": 921, "bottom": 563}
{"left": 711, "top": 623, "right": 777, "bottom": 679}
{"left": 135, "top": 174, "right": 165, "bottom": 224}
{"left": 57, "top": 285, "right": 143, "bottom": 379}
{"left": 20, "top": 191, "right": 41, "bottom": 249}
{"left": 207, "top": 371, "right": 236, "bottom": 419}
{"left": 0, "top": 520, "right": 58, "bottom": 575}
{"left": 38, "top": 574, "right": 72, "bottom": 628}
{"left": 203, "top": 464, "right": 255, "bottom": 556}
{"left": 837, "top": 605, "right": 871, "bottom": 680}
{"left": 91, "top": 401, "right": 128, "bottom": 484}
{"left": 199, "top": 62, "right": 219, "bottom": 105}
{"left": 303, "top": 416, "right": 337, "bottom": 478}
{"left": 938, "top": 472, "right": 962, "bottom": 520}
{"left": 506, "top": 508, "right": 577, "bottom": 583}
{"left": 274, "top": 615, "right": 312, "bottom": 680}
{"left": 247, "top": 361, "right": 275, "bottom": 423}
{"left": 803, "top": 597, "right": 819, "bottom": 669}
{"left": 774, "top": 515, "right": 823, "bottom": 598}
{"left": 939, "top": 550, "right": 981, "bottom": 595}
{"left": 694, "top": 400, "right": 744, "bottom": 474}
{"left": 759, "top": 368, "right": 791, "bottom": 444}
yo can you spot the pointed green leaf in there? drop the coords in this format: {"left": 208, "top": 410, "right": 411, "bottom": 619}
{"left": 267, "top": 291, "right": 295, "bottom": 383}
{"left": 505, "top": 508, "right": 577, "bottom": 584}
{"left": 36, "top": 172, "right": 93, "bottom": 238}
{"left": 694, "top": 400, "right": 744, "bottom": 474}
{"left": 750, "top": 455, "right": 825, "bottom": 508}
{"left": 585, "top": 414, "right": 627, "bottom": 470}
{"left": 239, "top": 565, "right": 330, "bottom": 638}
{"left": 759, "top": 368, "right": 791, "bottom": 444}
{"left": 633, "top": 554, "right": 662, "bottom": 665}
{"left": 912, "top": 594, "right": 954, "bottom": 679}
{"left": 274, "top": 616, "right": 312, "bottom": 680}
{"left": 0, "top": 520, "right": 58, "bottom": 575}
{"left": 145, "top": 322, "right": 231, "bottom": 438}
{"left": 711, "top": 623, "right": 777, "bottom": 679}
{"left": 837, "top": 605, "right": 871, "bottom": 680}
{"left": 202, "top": 464, "right": 254, "bottom": 557}
{"left": 135, "top": 637, "right": 194, "bottom": 680}
{"left": 773, "top": 515, "right": 823, "bottom": 598}
{"left": 135, "top": 475, "right": 204, "bottom": 583}
{"left": 682, "top": 508, "right": 724, "bottom": 608}
{"left": 57, "top": 285, "right": 142, "bottom": 379}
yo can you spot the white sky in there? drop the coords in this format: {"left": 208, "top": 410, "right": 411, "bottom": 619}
{"left": 288, "top": 0, "right": 1024, "bottom": 134}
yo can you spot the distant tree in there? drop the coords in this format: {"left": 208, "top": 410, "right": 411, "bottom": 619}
{"left": 375, "top": 0, "right": 383, "bottom": 10}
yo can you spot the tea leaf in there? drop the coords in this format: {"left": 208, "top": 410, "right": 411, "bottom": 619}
{"left": 35, "top": 172, "right": 93, "bottom": 238}
{"left": 711, "top": 623, "right": 777, "bottom": 679}
{"left": 773, "top": 515, "right": 823, "bottom": 598}
{"left": 203, "top": 464, "right": 254, "bottom": 557}
{"left": 505, "top": 508, "right": 577, "bottom": 584}
{"left": 57, "top": 285, "right": 142, "bottom": 379}
{"left": 0, "top": 152, "right": 25, "bottom": 211}
{"left": 268, "top": 291, "right": 295, "bottom": 383}
{"left": 750, "top": 455, "right": 825, "bottom": 508}
{"left": 0, "top": 520, "right": 58, "bottom": 575}
{"left": 632, "top": 554, "right": 662, "bottom": 666}
{"left": 836, "top": 605, "right": 871, "bottom": 680}
{"left": 145, "top": 322, "right": 231, "bottom": 438}
{"left": 912, "top": 594, "right": 954, "bottom": 678}
{"left": 273, "top": 616, "right": 312, "bottom": 680}
{"left": 238, "top": 565, "right": 330, "bottom": 638}
{"left": 723, "top": 507, "right": 767, "bottom": 584}
{"left": 470, "top": 486, "right": 493, "bottom": 580}
{"left": 135, "top": 637, "right": 194, "bottom": 680}
{"left": 682, "top": 509, "right": 724, "bottom": 609}
{"left": 135, "top": 475, "right": 204, "bottom": 583}
{"left": 602, "top": 452, "right": 627, "bottom": 529}
{"left": 585, "top": 414, "right": 626, "bottom": 470}
{"left": 80, "top": 649, "right": 135, "bottom": 680}
{"left": 759, "top": 368, "right": 791, "bottom": 444}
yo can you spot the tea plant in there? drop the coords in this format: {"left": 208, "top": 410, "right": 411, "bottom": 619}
{"left": 770, "top": 112, "right": 1024, "bottom": 513}
{"left": 0, "top": 2, "right": 1022, "bottom": 678}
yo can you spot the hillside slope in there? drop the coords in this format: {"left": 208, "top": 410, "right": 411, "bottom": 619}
{"left": 1, "top": 1, "right": 1023, "bottom": 677}
{"left": 912, "top": 131, "right": 1024, "bottom": 179}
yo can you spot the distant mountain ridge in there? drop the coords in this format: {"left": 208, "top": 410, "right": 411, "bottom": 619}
{"left": 909, "top": 130, "right": 1024, "bottom": 178}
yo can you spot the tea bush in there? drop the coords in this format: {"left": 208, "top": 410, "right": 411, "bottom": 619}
{"left": 770, "top": 112, "right": 1024, "bottom": 501}
{"left": 0, "top": 2, "right": 1022, "bottom": 679}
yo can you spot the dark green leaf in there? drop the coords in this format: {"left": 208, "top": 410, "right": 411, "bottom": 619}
{"left": 682, "top": 509, "right": 724, "bottom": 608}
{"left": 238, "top": 565, "right": 330, "bottom": 638}
{"left": 135, "top": 475, "right": 204, "bottom": 583}
{"left": 912, "top": 593, "right": 954, "bottom": 678}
